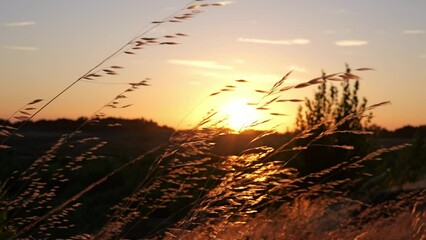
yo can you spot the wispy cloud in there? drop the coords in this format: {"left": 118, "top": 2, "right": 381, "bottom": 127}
{"left": 335, "top": 40, "right": 369, "bottom": 47}
{"left": 238, "top": 38, "right": 310, "bottom": 45}
{"left": 287, "top": 65, "right": 307, "bottom": 73}
{"left": 420, "top": 54, "right": 426, "bottom": 59}
{"left": 2, "top": 21, "right": 36, "bottom": 27}
{"left": 195, "top": 70, "right": 299, "bottom": 84}
{"left": 323, "top": 29, "right": 352, "bottom": 35}
{"left": 1, "top": 45, "right": 38, "bottom": 51}
{"left": 168, "top": 59, "right": 233, "bottom": 70}
{"left": 402, "top": 29, "right": 424, "bottom": 35}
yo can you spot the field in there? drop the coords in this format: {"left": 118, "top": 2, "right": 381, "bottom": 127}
{"left": 1, "top": 1, "right": 426, "bottom": 239}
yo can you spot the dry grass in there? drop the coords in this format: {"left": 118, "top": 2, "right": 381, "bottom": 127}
{"left": 182, "top": 192, "right": 425, "bottom": 240}
{"left": 1, "top": 1, "right": 425, "bottom": 240}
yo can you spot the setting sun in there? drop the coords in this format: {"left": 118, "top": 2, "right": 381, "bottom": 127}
{"left": 1, "top": 1, "right": 426, "bottom": 239}
{"left": 221, "top": 99, "right": 259, "bottom": 131}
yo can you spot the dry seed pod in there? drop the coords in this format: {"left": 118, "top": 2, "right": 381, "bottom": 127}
{"left": 160, "top": 42, "right": 179, "bottom": 45}
{"left": 324, "top": 73, "right": 340, "bottom": 78}
{"left": 121, "top": 104, "right": 133, "bottom": 108}
{"left": 279, "top": 86, "right": 293, "bottom": 92}
{"left": 176, "top": 33, "right": 188, "bottom": 36}
{"left": 356, "top": 67, "right": 374, "bottom": 71}
{"left": 277, "top": 99, "right": 304, "bottom": 103}
{"left": 187, "top": 5, "right": 199, "bottom": 9}
{"left": 236, "top": 79, "right": 248, "bottom": 83}
{"left": 327, "top": 77, "right": 343, "bottom": 81}
{"left": 28, "top": 99, "right": 44, "bottom": 105}
{"left": 14, "top": 116, "right": 28, "bottom": 120}
{"left": 86, "top": 73, "right": 101, "bottom": 77}
{"left": 309, "top": 79, "right": 322, "bottom": 84}
{"left": 340, "top": 73, "right": 360, "bottom": 79}
{"left": 270, "top": 113, "right": 287, "bottom": 116}
{"left": 19, "top": 111, "right": 31, "bottom": 115}
{"left": 295, "top": 82, "right": 311, "bottom": 88}
{"left": 255, "top": 90, "right": 268, "bottom": 93}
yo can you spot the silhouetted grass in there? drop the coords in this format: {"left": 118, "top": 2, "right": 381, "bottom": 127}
{"left": 1, "top": 1, "right": 425, "bottom": 239}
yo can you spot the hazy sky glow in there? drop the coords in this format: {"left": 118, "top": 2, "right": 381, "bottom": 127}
{"left": 1, "top": 0, "right": 425, "bottom": 130}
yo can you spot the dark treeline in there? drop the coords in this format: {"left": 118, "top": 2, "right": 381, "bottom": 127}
{"left": 2, "top": 117, "right": 424, "bottom": 138}
{"left": 1, "top": 118, "right": 424, "bottom": 158}
{"left": 370, "top": 124, "right": 426, "bottom": 139}
{"left": 0, "top": 117, "right": 173, "bottom": 133}
{"left": 0, "top": 117, "right": 173, "bottom": 158}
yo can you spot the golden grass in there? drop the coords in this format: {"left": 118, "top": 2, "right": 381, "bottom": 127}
{"left": 0, "top": 1, "right": 424, "bottom": 239}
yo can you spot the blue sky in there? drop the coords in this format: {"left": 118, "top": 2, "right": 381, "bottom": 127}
{"left": 0, "top": 0, "right": 425, "bottom": 130}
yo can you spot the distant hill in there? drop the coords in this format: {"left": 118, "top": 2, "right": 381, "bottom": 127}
{"left": 371, "top": 124, "right": 426, "bottom": 139}
{"left": 0, "top": 117, "right": 174, "bottom": 164}
{"left": 1, "top": 117, "right": 173, "bottom": 133}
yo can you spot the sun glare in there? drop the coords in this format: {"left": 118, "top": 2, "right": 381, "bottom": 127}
{"left": 221, "top": 99, "right": 259, "bottom": 131}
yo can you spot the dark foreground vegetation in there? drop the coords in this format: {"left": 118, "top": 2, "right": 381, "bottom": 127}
{"left": 1, "top": 116, "right": 425, "bottom": 239}
{"left": 0, "top": 2, "right": 425, "bottom": 239}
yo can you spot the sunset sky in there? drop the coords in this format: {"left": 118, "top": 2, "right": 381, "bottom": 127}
{"left": 0, "top": 0, "right": 425, "bottom": 131}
